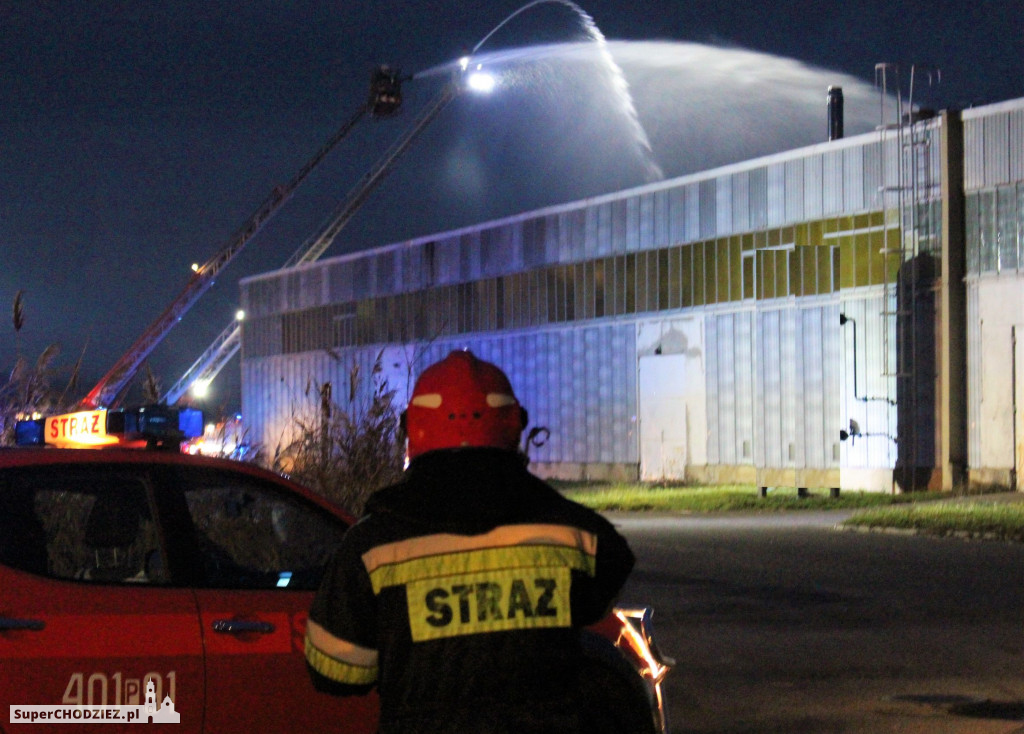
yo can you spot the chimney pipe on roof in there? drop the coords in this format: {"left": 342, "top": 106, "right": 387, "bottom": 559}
{"left": 827, "top": 86, "right": 844, "bottom": 141}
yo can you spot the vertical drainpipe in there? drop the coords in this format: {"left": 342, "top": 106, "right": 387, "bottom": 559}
{"left": 940, "top": 109, "right": 967, "bottom": 490}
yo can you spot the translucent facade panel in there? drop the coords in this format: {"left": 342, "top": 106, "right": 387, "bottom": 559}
{"left": 521, "top": 217, "right": 544, "bottom": 269}
{"left": 765, "top": 163, "right": 785, "bottom": 228}
{"left": 1012, "top": 110, "right": 1024, "bottom": 182}
{"left": 242, "top": 277, "right": 282, "bottom": 318}
{"left": 481, "top": 225, "right": 514, "bottom": 277}
{"left": 964, "top": 117, "right": 986, "bottom": 191}
{"left": 983, "top": 113, "right": 1011, "bottom": 187}
{"left": 964, "top": 103, "right": 1024, "bottom": 190}
{"left": 734, "top": 311, "right": 754, "bottom": 462}
{"left": 873, "top": 137, "right": 896, "bottom": 212}
{"left": 668, "top": 187, "right": 687, "bottom": 245}
{"left": 967, "top": 184, "right": 1024, "bottom": 276}
{"left": 997, "top": 187, "right": 1019, "bottom": 271}
{"left": 757, "top": 309, "right": 784, "bottom": 466}
{"left": 421, "top": 323, "right": 640, "bottom": 466}
{"left": 1020, "top": 185, "right": 1024, "bottom": 264}
{"left": 978, "top": 190, "right": 998, "bottom": 272}
{"left": 294, "top": 268, "right": 321, "bottom": 309}
{"left": 757, "top": 306, "right": 806, "bottom": 469}
{"left": 242, "top": 316, "right": 281, "bottom": 359}
{"left": 284, "top": 270, "right": 302, "bottom": 310}
{"left": 610, "top": 200, "right": 628, "bottom": 255}
{"left": 716, "top": 178, "right": 732, "bottom": 237}
{"left": 583, "top": 206, "right": 600, "bottom": 259}
{"left": 705, "top": 316, "right": 720, "bottom": 465}
{"left": 843, "top": 146, "right": 865, "bottom": 212}
{"left": 596, "top": 201, "right": 614, "bottom": 256}
{"left": 798, "top": 306, "right": 829, "bottom": 468}
{"left": 804, "top": 154, "right": 824, "bottom": 218}
{"left": 784, "top": 160, "right": 805, "bottom": 223}
{"left": 823, "top": 150, "right": 844, "bottom": 214}
{"left": 684, "top": 183, "right": 701, "bottom": 242}
{"left": 965, "top": 195, "right": 981, "bottom": 274}
{"left": 626, "top": 196, "right": 642, "bottom": 252}
{"left": 564, "top": 210, "right": 587, "bottom": 262}
{"left": 749, "top": 168, "right": 768, "bottom": 230}
{"left": 861, "top": 141, "right": 883, "bottom": 211}
{"left": 923, "top": 127, "right": 944, "bottom": 196}
{"left": 699, "top": 179, "right": 717, "bottom": 239}
{"left": 651, "top": 190, "right": 670, "bottom": 250}
{"left": 458, "top": 231, "right": 481, "bottom": 280}
{"left": 544, "top": 214, "right": 563, "bottom": 263}
{"left": 731, "top": 172, "right": 750, "bottom": 233}
{"left": 435, "top": 236, "right": 461, "bottom": 284}
{"left": 376, "top": 251, "right": 396, "bottom": 294}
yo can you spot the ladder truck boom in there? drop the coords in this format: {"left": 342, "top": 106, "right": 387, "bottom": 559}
{"left": 162, "top": 319, "right": 241, "bottom": 406}
{"left": 285, "top": 80, "right": 458, "bottom": 268}
{"left": 82, "top": 67, "right": 404, "bottom": 410}
{"left": 163, "top": 79, "right": 459, "bottom": 406}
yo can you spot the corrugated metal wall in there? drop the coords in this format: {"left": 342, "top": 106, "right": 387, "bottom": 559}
{"left": 753, "top": 298, "right": 845, "bottom": 472}
{"left": 964, "top": 100, "right": 1024, "bottom": 190}
{"left": 705, "top": 309, "right": 755, "bottom": 467}
{"left": 242, "top": 134, "right": 900, "bottom": 303}
{"left": 963, "top": 98, "right": 1024, "bottom": 480}
{"left": 242, "top": 323, "right": 638, "bottom": 467}
{"left": 240, "top": 120, "right": 948, "bottom": 485}
{"left": 837, "top": 291, "right": 898, "bottom": 468}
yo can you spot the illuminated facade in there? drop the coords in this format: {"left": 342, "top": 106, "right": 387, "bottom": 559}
{"left": 241, "top": 97, "right": 1024, "bottom": 491}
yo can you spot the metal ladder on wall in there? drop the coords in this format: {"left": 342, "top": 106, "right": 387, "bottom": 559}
{"left": 875, "top": 63, "right": 940, "bottom": 491}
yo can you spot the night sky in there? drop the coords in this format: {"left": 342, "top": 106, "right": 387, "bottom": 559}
{"left": 2, "top": 1, "right": 1022, "bottom": 415}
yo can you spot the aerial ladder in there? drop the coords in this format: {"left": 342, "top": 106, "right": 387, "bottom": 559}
{"left": 79, "top": 67, "right": 405, "bottom": 410}
{"left": 162, "top": 76, "right": 459, "bottom": 406}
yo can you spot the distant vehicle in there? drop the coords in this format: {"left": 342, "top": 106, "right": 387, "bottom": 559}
{"left": 0, "top": 446, "right": 671, "bottom": 732}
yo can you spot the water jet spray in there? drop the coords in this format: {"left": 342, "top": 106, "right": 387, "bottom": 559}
{"left": 462, "top": 0, "right": 663, "bottom": 182}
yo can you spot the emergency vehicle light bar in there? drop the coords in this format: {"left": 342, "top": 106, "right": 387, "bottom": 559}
{"left": 15, "top": 406, "right": 203, "bottom": 449}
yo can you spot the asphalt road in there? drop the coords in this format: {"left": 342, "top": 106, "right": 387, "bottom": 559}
{"left": 610, "top": 511, "right": 1024, "bottom": 734}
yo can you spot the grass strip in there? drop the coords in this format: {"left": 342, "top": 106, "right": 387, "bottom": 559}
{"left": 556, "top": 483, "right": 940, "bottom": 513}
{"left": 843, "top": 502, "right": 1024, "bottom": 542}
{"left": 554, "top": 482, "right": 1024, "bottom": 541}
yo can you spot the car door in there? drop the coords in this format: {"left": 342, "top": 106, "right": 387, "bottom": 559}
{"left": 0, "top": 463, "right": 204, "bottom": 732}
{"left": 172, "top": 466, "right": 379, "bottom": 733}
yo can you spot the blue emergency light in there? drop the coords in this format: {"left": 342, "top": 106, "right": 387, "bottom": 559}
{"left": 14, "top": 405, "right": 203, "bottom": 448}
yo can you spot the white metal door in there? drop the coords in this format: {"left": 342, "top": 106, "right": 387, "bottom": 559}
{"left": 639, "top": 355, "right": 689, "bottom": 482}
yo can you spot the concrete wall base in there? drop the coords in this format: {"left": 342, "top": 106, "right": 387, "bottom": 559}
{"left": 531, "top": 462, "right": 640, "bottom": 483}
{"left": 839, "top": 468, "right": 895, "bottom": 493}
{"left": 528, "top": 462, "right": 1022, "bottom": 496}
{"left": 967, "top": 468, "right": 1013, "bottom": 492}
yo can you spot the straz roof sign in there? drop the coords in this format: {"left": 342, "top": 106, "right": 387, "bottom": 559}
{"left": 45, "top": 410, "right": 119, "bottom": 448}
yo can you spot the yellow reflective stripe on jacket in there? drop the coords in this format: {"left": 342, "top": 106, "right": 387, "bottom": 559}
{"left": 304, "top": 620, "right": 379, "bottom": 685}
{"left": 366, "top": 543, "right": 595, "bottom": 595}
{"left": 362, "top": 524, "right": 599, "bottom": 594}
{"left": 362, "top": 524, "right": 597, "bottom": 574}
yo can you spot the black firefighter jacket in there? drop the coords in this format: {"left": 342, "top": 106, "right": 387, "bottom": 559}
{"left": 305, "top": 448, "right": 636, "bottom": 733}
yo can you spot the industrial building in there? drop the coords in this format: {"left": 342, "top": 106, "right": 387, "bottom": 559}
{"left": 238, "top": 94, "right": 1024, "bottom": 493}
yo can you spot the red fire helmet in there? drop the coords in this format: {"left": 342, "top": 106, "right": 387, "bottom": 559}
{"left": 404, "top": 351, "right": 527, "bottom": 460}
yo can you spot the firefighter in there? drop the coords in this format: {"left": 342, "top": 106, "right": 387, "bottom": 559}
{"left": 305, "top": 350, "right": 635, "bottom": 733}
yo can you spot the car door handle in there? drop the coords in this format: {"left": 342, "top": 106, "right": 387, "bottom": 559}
{"left": 0, "top": 616, "right": 46, "bottom": 631}
{"left": 211, "top": 619, "right": 276, "bottom": 634}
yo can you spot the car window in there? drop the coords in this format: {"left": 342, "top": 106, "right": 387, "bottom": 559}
{"left": 0, "top": 465, "right": 166, "bottom": 584}
{"left": 180, "top": 469, "right": 347, "bottom": 591}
